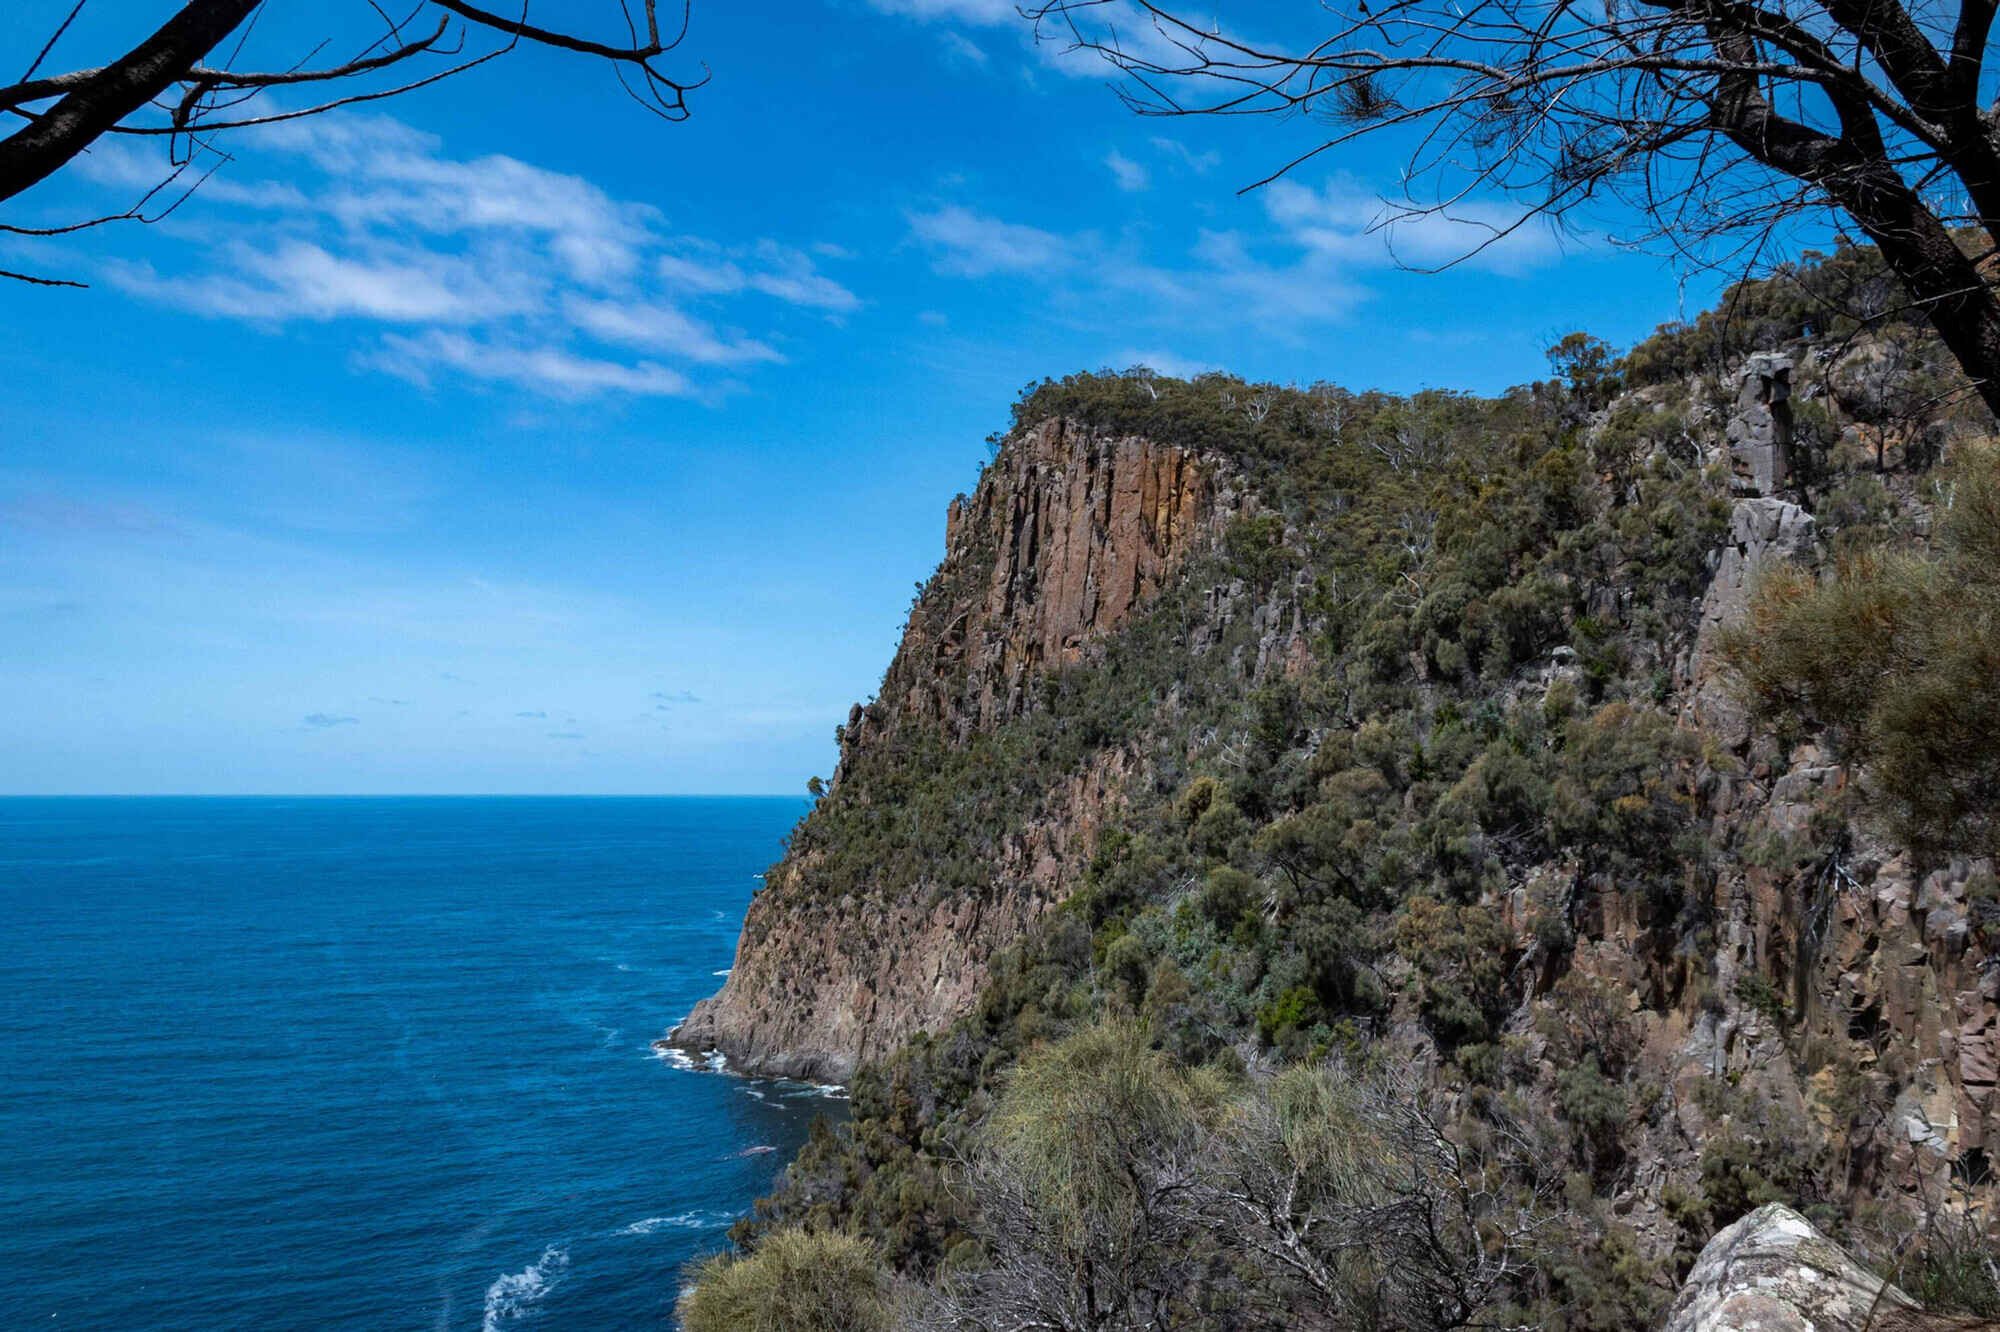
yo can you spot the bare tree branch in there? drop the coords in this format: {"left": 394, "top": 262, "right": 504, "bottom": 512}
{"left": 0, "top": 0, "right": 707, "bottom": 280}
{"left": 1027, "top": 0, "right": 2000, "bottom": 416}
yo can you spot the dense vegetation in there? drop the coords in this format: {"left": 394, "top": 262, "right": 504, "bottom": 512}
{"left": 1727, "top": 444, "right": 2000, "bottom": 857}
{"left": 683, "top": 250, "right": 2000, "bottom": 1331}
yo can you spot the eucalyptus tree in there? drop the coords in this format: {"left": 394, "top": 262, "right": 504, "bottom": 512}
{"left": 1033, "top": 0, "right": 2000, "bottom": 415}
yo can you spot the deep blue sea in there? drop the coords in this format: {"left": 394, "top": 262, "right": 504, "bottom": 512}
{"left": 2, "top": 796, "right": 837, "bottom": 1330}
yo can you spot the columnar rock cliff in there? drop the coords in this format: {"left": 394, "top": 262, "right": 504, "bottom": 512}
{"left": 854, "top": 415, "right": 1216, "bottom": 745}
{"left": 674, "top": 257, "right": 2000, "bottom": 1324}
{"left": 670, "top": 417, "right": 1227, "bottom": 1081}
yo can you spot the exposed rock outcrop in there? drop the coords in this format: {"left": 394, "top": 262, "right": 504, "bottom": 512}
{"left": 669, "top": 749, "right": 1133, "bottom": 1082}
{"left": 1664, "top": 1203, "right": 1918, "bottom": 1332}
{"left": 1728, "top": 353, "right": 1795, "bottom": 497}
{"left": 1685, "top": 496, "right": 1815, "bottom": 747}
{"left": 668, "top": 420, "right": 1225, "bottom": 1080}
{"left": 864, "top": 416, "right": 1218, "bottom": 746}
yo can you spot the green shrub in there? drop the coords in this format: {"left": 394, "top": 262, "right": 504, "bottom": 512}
{"left": 1726, "top": 443, "right": 2000, "bottom": 854}
{"left": 679, "top": 1228, "right": 895, "bottom": 1332}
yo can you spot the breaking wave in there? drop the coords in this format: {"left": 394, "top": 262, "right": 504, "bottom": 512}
{"left": 481, "top": 1245, "right": 568, "bottom": 1332}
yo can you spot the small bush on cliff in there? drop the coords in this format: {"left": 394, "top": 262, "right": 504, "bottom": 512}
{"left": 917, "top": 1020, "right": 1561, "bottom": 1332}
{"left": 1725, "top": 443, "right": 2000, "bottom": 854}
{"left": 679, "top": 1228, "right": 897, "bottom": 1332}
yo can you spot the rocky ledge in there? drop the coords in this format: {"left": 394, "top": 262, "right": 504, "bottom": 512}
{"left": 1664, "top": 1203, "right": 1996, "bottom": 1332}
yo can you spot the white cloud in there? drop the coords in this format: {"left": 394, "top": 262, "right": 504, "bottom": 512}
{"left": 907, "top": 205, "right": 1070, "bottom": 276}
{"left": 72, "top": 139, "right": 311, "bottom": 210}
{"left": 1106, "top": 348, "right": 1214, "bottom": 379}
{"left": 656, "top": 239, "right": 859, "bottom": 312}
{"left": 1105, "top": 150, "right": 1149, "bottom": 192}
{"left": 868, "top": 0, "right": 1204, "bottom": 83}
{"left": 562, "top": 297, "right": 784, "bottom": 366}
{"left": 82, "top": 112, "right": 853, "bottom": 400}
{"left": 373, "top": 331, "right": 697, "bottom": 400}
{"left": 1262, "top": 177, "right": 1561, "bottom": 276}
{"left": 906, "top": 172, "right": 1555, "bottom": 341}
{"left": 940, "top": 31, "right": 989, "bottom": 64}
{"left": 108, "top": 240, "right": 541, "bottom": 324}
{"left": 907, "top": 200, "right": 1369, "bottom": 328}
{"left": 1149, "top": 136, "right": 1220, "bottom": 174}
{"left": 1030, "top": 2, "right": 1226, "bottom": 79}
{"left": 868, "top": 0, "right": 1020, "bottom": 22}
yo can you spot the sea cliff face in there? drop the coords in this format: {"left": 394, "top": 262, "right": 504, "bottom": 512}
{"left": 684, "top": 340, "right": 2000, "bottom": 1281}
{"left": 672, "top": 252, "right": 2000, "bottom": 1322}
{"left": 670, "top": 418, "right": 1227, "bottom": 1081}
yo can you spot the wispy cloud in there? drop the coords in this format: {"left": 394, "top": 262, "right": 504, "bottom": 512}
{"left": 940, "top": 31, "right": 989, "bottom": 64}
{"left": 303, "top": 713, "right": 358, "bottom": 728}
{"left": 562, "top": 297, "right": 783, "bottom": 366}
{"left": 1149, "top": 137, "right": 1220, "bottom": 174}
{"left": 1105, "top": 150, "right": 1149, "bottom": 193}
{"left": 867, "top": 0, "right": 1019, "bottom": 22}
{"left": 1107, "top": 348, "right": 1214, "bottom": 380}
{"left": 107, "top": 240, "right": 541, "bottom": 324}
{"left": 907, "top": 205, "right": 1070, "bottom": 277}
{"left": 905, "top": 201, "right": 1369, "bottom": 329}
{"left": 905, "top": 171, "right": 1557, "bottom": 341}
{"left": 651, "top": 689, "right": 701, "bottom": 705}
{"left": 655, "top": 239, "right": 858, "bottom": 313}
{"left": 516, "top": 710, "right": 547, "bottom": 719}
{"left": 370, "top": 331, "right": 698, "bottom": 400}
{"left": 84, "top": 114, "right": 855, "bottom": 400}
{"left": 1262, "top": 177, "right": 1561, "bottom": 276}
{"left": 868, "top": 0, "right": 1201, "bottom": 81}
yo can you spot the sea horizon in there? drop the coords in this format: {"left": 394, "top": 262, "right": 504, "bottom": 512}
{"left": 2, "top": 792, "right": 806, "bottom": 799}
{"left": 6, "top": 795, "right": 831, "bottom": 1329}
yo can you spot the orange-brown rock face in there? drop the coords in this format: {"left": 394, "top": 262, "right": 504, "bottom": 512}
{"left": 887, "top": 417, "right": 1214, "bottom": 741}
{"left": 960, "top": 417, "right": 1208, "bottom": 700}
{"left": 670, "top": 750, "right": 1132, "bottom": 1083}
{"left": 669, "top": 419, "right": 1219, "bottom": 1082}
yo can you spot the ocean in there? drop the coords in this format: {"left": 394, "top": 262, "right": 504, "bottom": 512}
{"left": 2, "top": 796, "right": 837, "bottom": 1330}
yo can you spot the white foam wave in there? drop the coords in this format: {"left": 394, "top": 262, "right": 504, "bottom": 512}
{"left": 482, "top": 1245, "right": 568, "bottom": 1332}
{"left": 711, "top": 969, "right": 732, "bottom": 977}
{"left": 652, "top": 1045, "right": 732, "bottom": 1074}
{"left": 618, "top": 1211, "right": 731, "bottom": 1236}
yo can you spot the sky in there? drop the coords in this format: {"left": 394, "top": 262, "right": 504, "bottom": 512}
{"left": 0, "top": 1, "right": 1732, "bottom": 795}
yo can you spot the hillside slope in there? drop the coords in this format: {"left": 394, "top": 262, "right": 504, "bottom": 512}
{"left": 675, "top": 247, "right": 2000, "bottom": 1326}
{"left": 672, "top": 419, "right": 1227, "bottom": 1080}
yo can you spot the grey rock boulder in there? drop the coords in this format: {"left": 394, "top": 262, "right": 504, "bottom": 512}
{"left": 1663, "top": 1203, "right": 1918, "bottom": 1331}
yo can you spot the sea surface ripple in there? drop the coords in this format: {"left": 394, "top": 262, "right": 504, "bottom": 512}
{"left": 2, "top": 796, "right": 836, "bottom": 1330}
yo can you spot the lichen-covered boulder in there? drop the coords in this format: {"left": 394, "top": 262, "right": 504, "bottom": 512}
{"left": 1663, "top": 1203, "right": 1916, "bottom": 1331}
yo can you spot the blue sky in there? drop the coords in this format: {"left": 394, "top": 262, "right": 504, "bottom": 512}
{"left": 0, "top": 1, "right": 1727, "bottom": 794}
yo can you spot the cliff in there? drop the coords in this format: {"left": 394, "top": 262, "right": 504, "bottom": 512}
{"left": 670, "top": 417, "right": 1231, "bottom": 1080}
{"left": 678, "top": 255, "right": 2000, "bottom": 1322}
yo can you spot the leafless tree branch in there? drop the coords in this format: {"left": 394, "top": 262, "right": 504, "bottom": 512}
{"left": 0, "top": 0, "right": 706, "bottom": 283}
{"left": 1028, "top": 0, "right": 2000, "bottom": 416}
